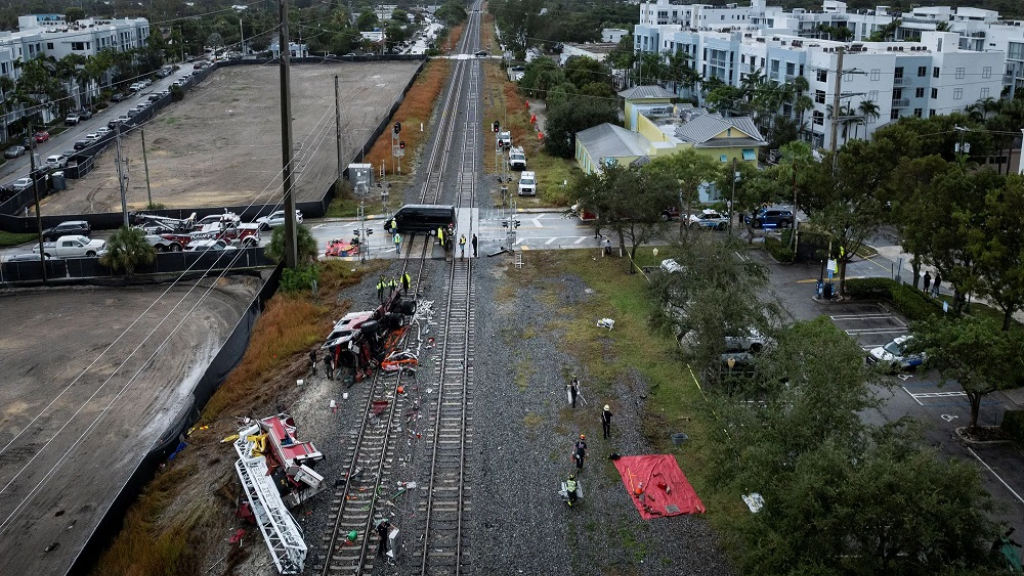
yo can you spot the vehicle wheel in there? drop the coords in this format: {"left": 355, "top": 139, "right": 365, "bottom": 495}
{"left": 244, "top": 238, "right": 257, "bottom": 247}
{"left": 171, "top": 244, "right": 182, "bottom": 252}
{"left": 752, "top": 220, "right": 762, "bottom": 229}
{"left": 749, "top": 343, "right": 762, "bottom": 354}
{"left": 86, "top": 251, "right": 96, "bottom": 257}
{"left": 717, "top": 223, "right": 726, "bottom": 231}
{"left": 781, "top": 220, "right": 792, "bottom": 228}
{"left": 155, "top": 245, "right": 167, "bottom": 253}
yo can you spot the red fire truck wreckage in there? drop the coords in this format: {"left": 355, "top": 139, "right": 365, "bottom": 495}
{"left": 228, "top": 291, "right": 422, "bottom": 573}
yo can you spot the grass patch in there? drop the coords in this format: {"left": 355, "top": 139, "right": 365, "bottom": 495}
{"left": 363, "top": 59, "right": 450, "bottom": 178}
{"left": 514, "top": 358, "right": 534, "bottom": 391}
{"left": 163, "top": 116, "right": 178, "bottom": 125}
{"left": 443, "top": 23, "right": 465, "bottom": 53}
{"left": 0, "top": 231, "right": 35, "bottom": 247}
{"left": 524, "top": 411, "right": 543, "bottom": 429}
{"left": 481, "top": 61, "right": 579, "bottom": 209}
{"left": 481, "top": 12, "right": 496, "bottom": 52}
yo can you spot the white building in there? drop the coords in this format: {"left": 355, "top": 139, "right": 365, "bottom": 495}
{"left": 560, "top": 43, "right": 619, "bottom": 66}
{"left": 603, "top": 28, "right": 628, "bottom": 43}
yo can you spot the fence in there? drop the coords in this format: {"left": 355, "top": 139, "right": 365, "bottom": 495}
{"left": 0, "top": 247, "right": 274, "bottom": 284}
{"left": 0, "top": 57, "right": 426, "bottom": 232}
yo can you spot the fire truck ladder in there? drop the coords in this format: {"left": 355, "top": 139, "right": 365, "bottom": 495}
{"left": 234, "top": 428, "right": 308, "bottom": 574}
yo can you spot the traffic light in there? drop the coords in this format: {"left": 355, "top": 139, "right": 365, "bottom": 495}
{"left": 493, "top": 120, "right": 500, "bottom": 132}
{"left": 393, "top": 122, "right": 402, "bottom": 134}
{"left": 399, "top": 141, "right": 405, "bottom": 149}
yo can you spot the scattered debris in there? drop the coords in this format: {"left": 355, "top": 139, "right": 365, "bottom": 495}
{"left": 596, "top": 318, "right": 615, "bottom": 330}
{"left": 742, "top": 492, "right": 765, "bottom": 513}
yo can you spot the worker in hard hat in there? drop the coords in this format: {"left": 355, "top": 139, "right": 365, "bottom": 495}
{"left": 573, "top": 434, "right": 588, "bottom": 472}
{"left": 565, "top": 474, "right": 578, "bottom": 507}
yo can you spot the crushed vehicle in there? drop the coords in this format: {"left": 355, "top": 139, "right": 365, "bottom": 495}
{"left": 322, "top": 291, "right": 419, "bottom": 386}
{"left": 325, "top": 237, "right": 361, "bottom": 257}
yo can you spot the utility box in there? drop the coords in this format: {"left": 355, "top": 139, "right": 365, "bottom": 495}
{"left": 347, "top": 163, "right": 373, "bottom": 196}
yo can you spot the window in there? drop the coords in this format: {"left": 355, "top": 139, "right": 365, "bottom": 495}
{"left": 954, "top": 87, "right": 963, "bottom": 100}
{"left": 742, "top": 149, "right": 756, "bottom": 161}
{"left": 955, "top": 67, "right": 965, "bottom": 79}
{"left": 870, "top": 68, "right": 880, "bottom": 81}
{"left": 786, "top": 62, "right": 795, "bottom": 76}
{"left": 893, "top": 88, "right": 903, "bottom": 99}
{"left": 891, "top": 108, "right": 900, "bottom": 120}
{"left": 71, "top": 41, "right": 84, "bottom": 50}
{"left": 931, "top": 88, "right": 938, "bottom": 98}
{"left": 915, "top": 87, "right": 924, "bottom": 98}
{"left": 868, "top": 90, "right": 879, "bottom": 103}
{"left": 930, "top": 109, "right": 936, "bottom": 117}
{"left": 894, "top": 66, "right": 904, "bottom": 81}
{"left": 813, "top": 110, "right": 824, "bottom": 125}
{"left": 46, "top": 42, "right": 53, "bottom": 50}
{"left": 917, "top": 66, "right": 927, "bottom": 77}
{"left": 815, "top": 89, "right": 826, "bottom": 104}
{"left": 933, "top": 66, "right": 940, "bottom": 78}
{"left": 981, "top": 87, "right": 990, "bottom": 99}
{"left": 914, "top": 108, "right": 922, "bottom": 117}
{"left": 982, "top": 66, "right": 992, "bottom": 79}
{"left": 816, "top": 69, "right": 828, "bottom": 82}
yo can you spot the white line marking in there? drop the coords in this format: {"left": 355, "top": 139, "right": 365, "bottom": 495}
{"left": 531, "top": 218, "right": 542, "bottom": 228}
{"left": 544, "top": 237, "right": 557, "bottom": 245}
{"left": 912, "top": 391, "right": 967, "bottom": 398}
{"left": 967, "top": 447, "right": 1024, "bottom": 505}
{"left": 902, "top": 386, "right": 924, "bottom": 406}
{"left": 574, "top": 236, "right": 586, "bottom": 244}
{"left": 831, "top": 313, "right": 899, "bottom": 320}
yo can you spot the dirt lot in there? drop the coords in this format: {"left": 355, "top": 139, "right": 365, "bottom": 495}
{"left": 0, "top": 277, "right": 260, "bottom": 575}
{"left": 40, "top": 61, "right": 421, "bottom": 216}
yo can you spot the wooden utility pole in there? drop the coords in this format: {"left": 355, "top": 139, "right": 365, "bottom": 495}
{"left": 115, "top": 122, "right": 129, "bottom": 227}
{"left": 279, "top": 0, "right": 298, "bottom": 268}
{"left": 141, "top": 127, "right": 153, "bottom": 209}
{"left": 29, "top": 121, "right": 47, "bottom": 282}
{"left": 829, "top": 46, "right": 845, "bottom": 157}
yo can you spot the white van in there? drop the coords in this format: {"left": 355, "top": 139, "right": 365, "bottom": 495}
{"left": 517, "top": 171, "right": 537, "bottom": 196}
{"left": 508, "top": 146, "right": 526, "bottom": 170}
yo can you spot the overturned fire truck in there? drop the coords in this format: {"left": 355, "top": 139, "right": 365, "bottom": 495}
{"left": 322, "top": 290, "right": 417, "bottom": 386}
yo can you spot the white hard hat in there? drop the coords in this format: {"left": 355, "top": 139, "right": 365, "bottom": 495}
{"left": 604, "top": 405, "right": 610, "bottom": 411}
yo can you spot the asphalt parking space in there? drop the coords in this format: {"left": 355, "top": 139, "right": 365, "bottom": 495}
{"left": 827, "top": 302, "right": 907, "bottom": 350}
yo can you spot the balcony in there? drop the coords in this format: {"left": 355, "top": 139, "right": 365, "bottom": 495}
{"left": 892, "top": 98, "right": 910, "bottom": 107}
{"left": 893, "top": 76, "right": 907, "bottom": 86}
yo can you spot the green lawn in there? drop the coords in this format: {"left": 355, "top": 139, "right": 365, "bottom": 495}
{"left": 0, "top": 231, "right": 35, "bottom": 247}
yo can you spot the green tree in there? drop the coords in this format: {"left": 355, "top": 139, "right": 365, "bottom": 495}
{"left": 649, "top": 148, "right": 723, "bottom": 233}
{"left": 910, "top": 316, "right": 1023, "bottom": 430}
{"left": 974, "top": 175, "right": 1024, "bottom": 330}
{"left": 65, "top": 7, "right": 86, "bottom": 22}
{"left": 885, "top": 154, "right": 950, "bottom": 289}
{"left": 543, "top": 96, "right": 618, "bottom": 158}
{"left": 356, "top": 10, "right": 379, "bottom": 31}
{"left": 100, "top": 227, "right": 157, "bottom": 279}
{"left": 265, "top": 224, "right": 319, "bottom": 265}
{"left": 435, "top": 1, "right": 468, "bottom": 25}
{"left": 572, "top": 163, "right": 677, "bottom": 272}
{"left": 391, "top": 8, "right": 408, "bottom": 22}
{"left": 563, "top": 56, "right": 609, "bottom": 91}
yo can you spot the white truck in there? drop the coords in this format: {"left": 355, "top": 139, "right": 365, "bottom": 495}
{"left": 517, "top": 171, "right": 537, "bottom": 196}
{"left": 508, "top": 146, "right": 526, "bottom": 170}
{"left": 33, "top": 235, "right": 107, "bottom": 258}
{"left": 496, "top": 130, "right": 512, "bottom": 149}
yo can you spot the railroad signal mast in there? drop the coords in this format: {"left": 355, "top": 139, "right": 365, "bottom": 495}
{"left": 392, "top": 121, "right": 404, "bottom": 175}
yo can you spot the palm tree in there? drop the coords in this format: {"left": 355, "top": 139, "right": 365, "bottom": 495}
{"left": 793, "top": 76, "right": 814, "bottom": 141}
{"left": 855, "top": 99, "right": 880, "bottom": 140}
{"left": 100, "top": 227, "right": 157, "bottom": 279}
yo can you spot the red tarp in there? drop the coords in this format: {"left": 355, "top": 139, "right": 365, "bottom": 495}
{"left": 613, "top": 454, "right": 705, "bottom": 519}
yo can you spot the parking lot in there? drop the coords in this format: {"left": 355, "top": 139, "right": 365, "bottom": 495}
{"left": 38, "top": 61, "right": 421, "bottom": 216}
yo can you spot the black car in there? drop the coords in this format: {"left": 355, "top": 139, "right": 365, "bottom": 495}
{"left": 110, "top": 93, "right": 125, "bottom": 102}
{"left": 79, "top": 109, "right": 93, "bottom": 120}
{"left": 42, "top": 220, "right": 92, "bottom": 241}
{"left": 73, "top": 139, "right": 92, "bottom": 151}
{"left": 744, "top": 207, "right": 794, "bottom": 229}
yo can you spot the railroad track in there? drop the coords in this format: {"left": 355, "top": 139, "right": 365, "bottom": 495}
{"left": 316, "top": 4, "right": 482, "bottom": 575}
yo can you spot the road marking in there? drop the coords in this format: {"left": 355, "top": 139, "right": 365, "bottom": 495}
{"left": 531, "top": 218, "right": 543, "bottom": 228}
{"left": 574, "top": 236, "right": 586, "bottom": 244}
{"left": 902, "top": 386, "right": 924, "bottom": 406}
{"left": 544, "top": 237, "right": 557, "bottom": 245}
{"left": 845, "top": 328, "right": 907, "bottom": 335}
{"left": 967, "top": 447, "right": 1024, "bottom": 505}
{"left": 912, "top": 391, "right": 967, "bottom": 398}
{"left": 831, "top": 313, "right": 899, "bottom": 320}
{"left": 861, "top": 255, "right": 891, "bottom": 270}
{"left": 941, "top": 414, "right": 958, "bottom": 422}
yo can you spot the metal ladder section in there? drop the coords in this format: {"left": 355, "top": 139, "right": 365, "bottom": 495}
{"left": 419, "top": 259, "right": 474, "bottom": 576}
{"left": 233, "top": 428, "right": 308, "bottom": 574}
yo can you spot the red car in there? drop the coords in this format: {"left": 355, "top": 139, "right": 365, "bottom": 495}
{"left": 33, "top": 131, "right": 50, "bottom": 143}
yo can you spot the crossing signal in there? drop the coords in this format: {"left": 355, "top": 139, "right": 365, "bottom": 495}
{"left": 493, "top": 120, "right": 500, "bottom": 132}
{"left": 394, "top": 122, "right": 402, "bottom": 134}
{"left": 399, "top": 140, "right": 405, "bottom": 149}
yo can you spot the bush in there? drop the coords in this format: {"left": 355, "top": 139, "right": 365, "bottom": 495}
{"left": 1002, "top": 410, "right": 1024, "bottom": 444}
{"left": 764, "top": 236, "right": 794, "bottom": 263}
{"left": 95, "top": 102, "right": 109, "bottom": 111}
{"left": 170, "top": 84, "right": 184, "bottom": 101}
{"left": 845, "top": 277, "right": 942, "bottom": 321}
{"left": 279, "top": 264, "right": 320, "bottom": 293}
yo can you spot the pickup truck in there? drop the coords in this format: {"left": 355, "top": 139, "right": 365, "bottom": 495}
{"left": 33, "top": 235, "right": 107, "bottom": 258}
{"left": 508, "top": 146, "right": 527, "bottom": 170}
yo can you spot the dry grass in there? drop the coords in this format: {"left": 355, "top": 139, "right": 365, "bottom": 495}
{"left": 481, "top": 12, "right": 496, "bottom": 51}
{"left": 444, "top": 24, "right": 465, "bottom": 53}
{"left": 363, "top": 59, "right": 451, "bottom": 177}
{"left": 89, "top": 259, "right": 373, "bottom": 576}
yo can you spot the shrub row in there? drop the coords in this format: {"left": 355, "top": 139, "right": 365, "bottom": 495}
{"left": 764, "top": 236, "right": 794, "bottom": 263}
{"left": 845, "top": 277, "right": 942, "bottom": 321}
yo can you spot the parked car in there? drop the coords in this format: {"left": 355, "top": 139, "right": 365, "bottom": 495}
{"left": 110, "top": 92, "right": 126, "bottom": 102}
{"left": 9, "top": 177, "right": 33, "bottom": 192}
{"left": 42, "top": 220, "right": 91, "bottom": 241}
{"left": 61, "top": 149, "right": 77, "bottom": 160}
{"left": 33, "top": 235, "right": 106, "bottom": 258}
{"left": 65, "top": 113, "right": 81, "bottom": 126}
{"left": 129, "top": 82, "right": 143, "bottom": 92}
{"left": 255, "top": 210, "right": 304, "bottom": 230}
{"left": 107, "top": 117, "right": 125, "bottom": 129}
{"left": 73, "top": 139, "right": 90, "bottom": 151}
{"left": 688, "top": 209, "right": 730, "bottom": 230}
{"left": 79, "top": 109, "right": 93, "bottom": 120}
{"left": 148, "top": 93, "right": 163, "bottom": 102}
{"left": 4, "top": 253, "right": 51, "bottom": 263}
{"left": 45, "top": 154, "right": 68, "bottom": 169}
{"left": 33, "top": 131, "right": 50, "bottom": 143}
{"left": 744, "top": 207, "right": 794, "bottom": 229}
{"left": 867, "top": 336, "right": 926, "bottom": 371}
{"left": 84, "top": 132, "right": 100, "bottom": 141}
{"left": 4, "top": 145, "right": 25, "bottom": 159}
{"left": 95, "top": 127, "right": 111, "bottom": 137}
